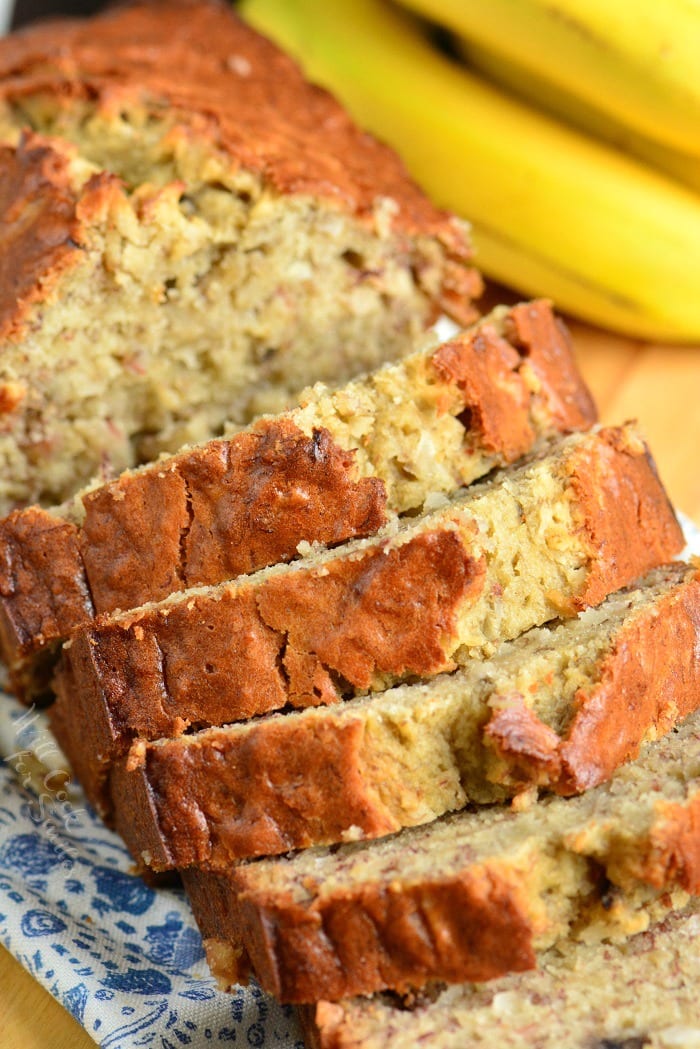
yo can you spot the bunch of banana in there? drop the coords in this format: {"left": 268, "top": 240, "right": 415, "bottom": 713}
{"left": 240, "top": 0, "right": 700, "bottom": 342}
{"left": 457, "top": 37, "right": 700, "bottom": 198}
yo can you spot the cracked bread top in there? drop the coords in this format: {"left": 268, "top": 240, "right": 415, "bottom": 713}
{"left": 0, "top": 0, "right": 478, "bottom": 332}
{"left": 0, "top": 299, "right": 595, "bottom": 700}
{"left": 0, "top": 0, "right": 484, "bottom": 517}
{"left": 50, "top": 424, "right": 684, "bottom": 819}
{"left": 108, "top": 561, "right": 700, "bottom": 870}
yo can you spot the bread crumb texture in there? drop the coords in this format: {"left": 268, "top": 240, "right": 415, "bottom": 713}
{"left": 51, "top": 424, "right": 682, "bottom": 820}
{"left": 105, "top": 562, "right": 700, "bottom": 868}
{"left": 191, "top": 708, "right": 700, "bottom": 1001}
{"left": 302, "top": 898, "right": 700, "bottom": 1048}
{"left": 0, "top": 299, "right": 595, "bottom": 699}
{"left": 0, "top": 0, "right": 480, "bottom": 512}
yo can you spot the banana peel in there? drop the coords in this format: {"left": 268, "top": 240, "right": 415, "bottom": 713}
{"left": 456, "top": 35, "right": 700, "bottom": 199}
{"left": 396, "top": 0, "right": 700, "bottom": 157}
{"left": 240, "top": 0, "right": 700, "bottom": 342}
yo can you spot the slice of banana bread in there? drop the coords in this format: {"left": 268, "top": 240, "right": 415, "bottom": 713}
{"left": 300, "top": 899, "right": 700, "bottom": 1048}
{"left": 0, "top": 0, "right": 481, "bottom": 514}
{"left": 109, "top": 562, "right": 700, "bottom": 870}
{"left": 51, "top": 424, "right": 683, "bottom": 815}
{"left": 182, "top": 709, "right": 700, "bottom": 1002}
{"left": 0, "top": 299, "right": 596, "bottom": 701}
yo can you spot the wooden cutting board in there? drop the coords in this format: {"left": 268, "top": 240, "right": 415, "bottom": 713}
{"left": 2, "top": 318, "right": 700, "bottom": 1049}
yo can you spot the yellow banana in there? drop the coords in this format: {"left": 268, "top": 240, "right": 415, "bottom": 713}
{"left": 457, "top": 35, "right": 700, "bottom": 197}
{"left": 241, "top": 0, "right": 700, "bottom": 342}
{"left": 470, "top": 221, "right": 673, "bottom": 340}
{"left": 394, "top": 0, "right": 700, "bottom": 156}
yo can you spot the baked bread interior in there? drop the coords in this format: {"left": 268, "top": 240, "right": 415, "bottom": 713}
{"left": 300, "top": 898, "right": 700, "bottom": 1049}
{"left": 182, "top": 707, "right": 700, "bottom": 1002}
{"left": 0, "top": 299, "right": 594, "bottom": 700}
{"left": 50, "top": 423, "right": 683, "bottom": 817}
{"left": 108, "top": 561, "right": 700, "bottom": 868}
{"left": 0, "top": 0, "right": 480, "bottom": 513}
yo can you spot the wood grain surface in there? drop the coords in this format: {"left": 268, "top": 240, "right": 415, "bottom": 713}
{"left": 2, "top": 317, "right": 700, "bottom": 1049}
{"left": 569, "top": 322, "right": 700, "bottom": 522}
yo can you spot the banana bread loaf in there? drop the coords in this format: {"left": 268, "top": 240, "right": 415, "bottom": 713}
{"left": 0, "top": 299, "right": 595, "bottom": 700}
{"left": 0, "top": 0, "right": 481, "bottom": 514}
{"left": 300, "top": 899, "right": 700, "bottom": 1048}
{"left": 182, "top": 708, "right": 700, "bottom": 1002}
{"left": 51, "top": 423, "right": 683, "bottom": 815}
{"left": 110, "top": 561, "right": 700, "bottom": 870}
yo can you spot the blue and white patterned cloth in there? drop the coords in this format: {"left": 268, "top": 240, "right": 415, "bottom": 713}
{"left": 0, "top": 760, "right": 305, "bottom": 1047}
{"left": 1, "top": 515, "right": 699, "bottom": 1047}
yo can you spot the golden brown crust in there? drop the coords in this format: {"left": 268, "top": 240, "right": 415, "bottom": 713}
{"left": 300, "top": 900, "right": 700, "bottom": 1049}
{"left": 567, "top": 425, "right": 684, "bottom": 610}
{"left": 431, "top": 323, "right": 538, "bottom": 462}
{"left": 63, "top": 583, "right": 288, "bottom": 735}
{"left": 180, "top": 751, "right": 700, "bottom": 1003}
{"left": 181, "top": 867, "right": 255, "bottom": 987}
{"left": 80, "top": 463, "right": 188, "bottom": 614}
{"left": 46, "top": 670, "right": 110, "bottom": 817}
{"left": 485, "top": 565, "right": 700, "bottom": 794}
{"left": 430, "top": 301, "right": 597, "bottom": 464}
{"left": 0, "top": 418, "right": 388, "bottom": 696}
{"left": 0, "top": 0, "right": 479, "bottom": 321}
{"left": 229, "top": 864, "right": 537, "bottom": 1002}
{"left": 0, "top": 132, "right": 83, "bottom": 342}
{"left": 52, "top": 425, "right": 683, "bottom": 820}
{"left": 110, "top": 715, "right": 399, "bottom": 868}
{"left": 255, "top": 529, "right": 484, "bottom": 698}
{"left": 0, "top": 299, "right": 595, "bottom": 701}
{"left": 81, "top": 420, "right": 388, "bottom": 611}
{"left": 0, "top": 131, "right": 123, "bottom": 343}
{"left": 108, "top": 565, "right": 700, "bottom": 873}
{"left": 557, "top": 568, "right": 700, "bottom": 792}
{"left": 504, "top": 301, "right": 597, "bottom": 433}
{"left": 0, "top": 505, "right": 93, "bottom": 695}
{"left": 635, "top": 793, "right": 700, "bottom": 894}
{"left": 54, "top": 523, "right": 482, "bottom": 815}
{"left": 297, "top": 1004, "right": 340, "bottom": 1049}
{"left": 483, "top": 698, "right": 563, "bottom": 786}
